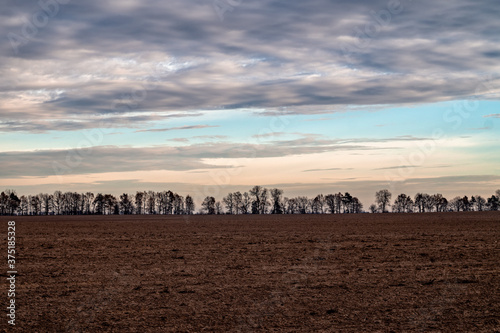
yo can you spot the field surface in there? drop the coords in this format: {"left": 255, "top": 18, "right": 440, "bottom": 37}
{"left": 1, "top": 212, "right": 499, "bottom": 332}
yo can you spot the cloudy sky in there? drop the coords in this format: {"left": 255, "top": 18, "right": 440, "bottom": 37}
{"left": 1, "top": 0, "right": 499, "bottom": 206}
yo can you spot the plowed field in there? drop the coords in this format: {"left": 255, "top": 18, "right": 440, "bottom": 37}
{"left": 2, "top": 212, "right": 499, "bottom": 332}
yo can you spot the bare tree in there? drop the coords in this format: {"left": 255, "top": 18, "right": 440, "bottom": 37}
{"left": 311, "top": 194, "right": 325, "bottom": 214}
{"left": 202, "top": 196, "right": 216, "bottom": 215}
{"left": 375, "top": 189, "right": 392, "bottom": 213}
{"left": 472, "top": 195, "right": 486, "bottom": 211}
{"left": 487, "top": 195, "right": 499, "bottom": 211}
{"left": 233, "top": 192, "right": 242, "bottom": 214}
{"left": 270, "top": 188, "right": 283, "bottom": 214}
{"left": 185, "top": 195, "right": 195, "bottom": 215}
{"left": 240, "top": 192, "right": 251, "bottom": 214}
{"left": 249, "top": 186, "right": 262, "bottom": 214}
{"left": 393, "top": 194, "right": 413, "bottom": 213}
{"left": 450, "top": 196, "right": 463, "bottom": 212}
{"left": 135, "top": 191, "right": 144, "bottom": 215}
{"left": 325, "top": 194, "right": 336, "bottom": 214}
{"left": 223, "top": 193, "right": 235, "bottom": 214}
{"left": 119, "top": 193, "right": 134, "bottom": 215}
{"left": 215, "top": 201, "right": 223, "bottom": 215}
{"left": 259, "top": 188, "right": 269, "bottom": 214}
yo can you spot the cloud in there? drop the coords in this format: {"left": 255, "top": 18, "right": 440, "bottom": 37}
{"left": 484, "top": 114, "right": 500, "bottom": 118}
{"left": 0, "top": 133, "right": 410, "bottom": 178}
{"left": 134, "top": 125, "right": 219, "bottom": 133}
{"left": 1, "top": 0, "right": 499, "bottom": 130}
{"left": 303, "top": 168, "right": 354, "bottom": 172}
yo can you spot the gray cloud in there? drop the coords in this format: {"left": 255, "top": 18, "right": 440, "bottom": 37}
{"left": 1, "top": 0, "right": 499, "bottom": 132}
{"left": 134, "top": 125, "right": 219, "bottom": 133}
{"left": 0, "top": 133, "right": 412, "bottom": 178}
{"left": 303, "top": 168, "right": 354, "bottom": 172}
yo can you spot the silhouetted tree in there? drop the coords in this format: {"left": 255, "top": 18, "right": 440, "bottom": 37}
{"left": 215, "top": 201, "right": 222, "bottom": 215}
{"left": 240, "top": 192, "right": 251, "bottom": 214}
{"left": 325, "top": 194, "right": 336, "bottom": 214}
{"left": 223, "top": 193, "right": 235, "bottom": 214}
{"left": 270, "top": 188, "right": 284, "bottom": 214}
{"left": 393, "top": 194, "right": 413, "bottom": 213}
{"left": 119, "top": 193, "right": 134, "bottom": 214}
{"left": 450, "top": 196, "right": 463, "bottom": 212}
{"left": 135, "top": 191, "right": 144, "bottom": 215}
{"left": 249, "top": 186, "right": 262, "bottom": 214}
{"left": 233, "top": 192, "right": 242, "bottom": 214}
{"left": 185, "top": 195, "right": 195, "bottom": 215}
{"left": 487, "top": 195, "right": 499, "bottom": 211}
{"left": 375, "top": 189, "right": 392, "bottom": 213}
{"left": 342, "top": 193, "right": 353, "bottom": 213}
{"left": 94, "top": 193, "right": 104, "bottom": 215}
{"left": 311, "top": 194, "right": 325, "bottom": 214}
{"left": 462, "top": 196, "right": 470, "bottom": 211}
{"left": 202, "top": 196, "right": 216, "bottom": 214}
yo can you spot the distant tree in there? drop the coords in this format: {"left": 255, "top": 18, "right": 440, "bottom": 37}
{"left": 311, "top": 194, "right": 325, "bottom": 214}
{"left": 19, "top": 195, "right": 28, "bottom": 215}
{"left": 471, "top": 195, "right": 486, "bottom": 212}
{"left": 223, "top": 193, "right": 235, "bottom": 214}
{"left": 270, "top": 188, "right": 284, "bottom": 214}
{"left": 30, "top": 195, "right": 41, "bottom": 215}
{"left": 0, "top": 192, "right": 9, "bottom": 215}
{"left": 259, "top": 188, "right": 269, "bottom": 214}
{"left": 462, "top": 196, "right": 470, "bottom": 211}
{"left": 215, "top": 201, "right": 222, "bottom": 215}
{"left": 173, "top": 194, "right": 184, "bottom": 215}
{"left": 350, "top": 197, "right": 363, "bottom": 213}
{"left": 393, "top": 194, "right": 413, "bottom": 213}
{"left": 202, "top": 196, "right": 216, "bottom": 215}
{"left": 233, "top": 192, "right": 242, "bottom": 214}
{"left": 284, "top": 197, "right": 298, "bottom": 214}
{"left": 422, "top": 193, "right": 434, "bottom": 212}
{"left": 135, "top": 191, "right": 144, "bottom": 215}
{"left": 249, "top": 186, "right": 263, "bottom": 214}
{"left": 185, "top": 195, "right": 195, "bottom": 215}
{"left": 341, "top": 192, "right": 353, "bottom": 213}
{"left": 375, "top": 189, "right": 392, "bottom": 213}
{"left": 432, "top": 194, "right": 447, "bottom": 212}
{"left": 40, "top": 193, "right": 53, "bottom": 215}
{"left": 297, "top": 196, "right": 309, "bottom": 214}
{"left": 104, "top": 194, "right": 118, "bottom": 215}
{"left": 487, "top": 195, "right": 499, "bottom": 211}
{"left": 94, "top": 193, "right": 104, "bottom": 215}
{"left": 450, "top": 196, "right": 463, "bottom": 212}
{"left": 53, "top": 191, "right": 63, "bottom": 215}
{"left": 146, "top": 191, "right": 156, "bottom": 214}
{"left": 369, "top": 204, "right": 378, "bottom": 213}
{"left": 119, "top": 193, "right": 134, "bottom": 215}
{"left": 414, "top": 193, "right": 424, "bottom": 213}
{"left": 240, "top": 192, "right": 251, "bottom": 214}
{"left": 325, "top": 194, "right": 336, "bottom": 214}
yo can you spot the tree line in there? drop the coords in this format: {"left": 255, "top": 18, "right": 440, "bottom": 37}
{"left": 370, "top": 189, "right": 500, "bottom": 213}
{"left": 0, "top": 187, "right": 499, "bottom": 216}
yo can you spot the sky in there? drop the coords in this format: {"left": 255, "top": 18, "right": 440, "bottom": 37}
{"left": 1, "top": 0, "right": 499, "bottom": 207}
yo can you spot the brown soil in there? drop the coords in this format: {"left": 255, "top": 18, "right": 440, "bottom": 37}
{"left": 2, "top": 212, "right": 500, "bottom": 332}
